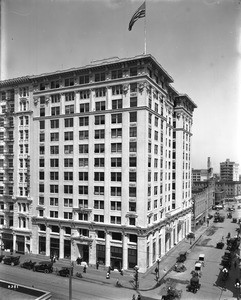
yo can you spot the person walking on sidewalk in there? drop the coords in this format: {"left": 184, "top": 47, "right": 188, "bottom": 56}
{"left": 83, "top": 265, "right": 87, "bottom": 273}
{"left": 96, "top": 261, "right": 99, "bottom": 270}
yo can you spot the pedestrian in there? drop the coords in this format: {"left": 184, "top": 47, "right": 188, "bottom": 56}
{"left": 106, "top": 272, "right": 110, "bottom": 279}
{"left": 137, "top": 295, "right": 141, "bottom": 300}
{"left": 132, "top": 295, "right": 136, "bottom": 300}
{"left": 120, "top": 268, "right": 123, "bottom": 276}
{"left": 155, "top": 267, "right": 158, "bottom": 275}
{"left": 96, "top": 261, "right": 99, "bottom": 270}
{"left": 108, "top": 266, "right": 111, "bottom": 273}
{"left": 83, "top": 265, "right": 87, "bottom": 273}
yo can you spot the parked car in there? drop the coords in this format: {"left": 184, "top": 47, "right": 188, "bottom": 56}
{"left": 0, "top": 255, "right": 5, "bottom": 263}
{"left": 20, "top": 260, "right": 36, "bottom": 270}
{"left": 57, "top": 267, "right": 73, "bottom": 277}
{"left": 33, "top": 261, "right": 53, "bottom": 273}
{"left": 2, "top": 255, "right": 20, "bottom": 266}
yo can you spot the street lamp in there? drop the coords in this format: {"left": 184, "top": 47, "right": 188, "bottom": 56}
{"left": 156, "top": 257, "right": 161, "bottom": 280}
{"left": 133, "top": 265, "right": 139, "bottom": 290}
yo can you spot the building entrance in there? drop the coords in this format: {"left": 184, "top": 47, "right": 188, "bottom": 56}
{"left": 77, "top": 244, "right": 89, "bottom": 263}
{"left": 110, "top": 246, "right": 122, "bottom": 270}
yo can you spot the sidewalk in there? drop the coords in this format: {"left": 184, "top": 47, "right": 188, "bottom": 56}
{"left": 10, "top": 222, "right": 209, "bottom": 293}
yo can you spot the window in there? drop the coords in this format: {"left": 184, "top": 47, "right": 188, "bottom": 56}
{"left": 50, "top": 146, "right": 59, "bottom": 155}
{"left": 80, "top": 90, "right": 89, "bottom": 99}
{"left": 111, "top": 128, "right": 122, "bottom": 138}
{"left": 79, "top": 213, "right": 88, "bottom": 221}
{"left": 65, "top": 78, "right": 75, "bottom": 86}
{"left": 111, "top": 157, "right": 121, "bottom": 167}
{"left": 65, "top": 92, "right": 75, "bottom": 101}
{"left": 129, "top": 172, "right": 136, "bottom": 182}
{"left": 111, "top": 216, "right": 121, "bottom": 224}
{"left": 130, "top": 67, "right": 137, "bottom": 76}
{"left": 51, "top": 80, "right": 60, "bottom": 89}
{"left": 111, "top": 172, "right": 121, "bottom": 181}
{"left": 64, "top": 185, "right": 73, "bottom": 194}
{"left": 79, "top": 117, "right": 89, "bottom": 126}
{"left": 40, "top": 120, "right": 45, "bottom": 129}
{"left": 95, "top": 101, "right": 105, "bottom": 111}
{"left": 39, "top": 158, "right": 45, "bottom": 167}
{"left": 50, "top": 159, "right": 59, "bottom": 168}
{"left": 50, "top": 132, "right": 59, "bottom": 141}
{"left": 112, "top": 85, "right": 123, "bottom": 95}
{"left": 94, "top": 200, "right": 104, "bottom": 209}
{"left": 95, "top": 88, "right": 106, "bottom": 97}
{"left": 50, "top": 172, "right": 59, "bottom": 180}
{"left": 50, "top": 211, "right": 58, "bottom": 218}
{"left": 51, "top": 107, "right": 60, "bottom": 116}
{"left": 94, "top": 144, "right": 104, "bottom": 153}
{"left": 64, "top": 198, "right": 73, "bottom": 207}
{"left": 129, "top": 202, "right": 136, "bottom": 212}
{"left": 94, "top": 129, "right": 105, "bottom": 139}
{"left": 94, "top": 158, "right": 105, "bottom": 167}
{"left": 39, "top": 197, "right": 44, "bottom": 205}
{"left": 79, "top": 103, "right": 89, "bottom": 112}
{"left": 130, "top": 97, "right": 137, "bottom": 107}
{"left": 64, "top": 132, "right": 73, "bottom": 141}
{"left": 40, "top": 96, "right": 45, "bottom": 104}
{"left": 79, "top": 172, "right": 88, "bottom": 181}
{"left": 111, "top": 201, "right": 121, "bottom": 210}
{"left": 111, "top": 69, "right": 122, "bottom": 79}
{"left": 65, "top": 105, "right": 74, "bottom": 114}
{"left": 40, "top": 108, "right": 45, "bottom": 116}
{"left": 130, "top": 83, "right": 137, "bottom": 93}
{"left": 79, "top": 158, "right": 88, "bottom": 167}
{"left": 65, "top": 118, "right": 73, "bottom": 127}
{"left": 79, "top": 74, "right": 89, "bottom": 85}
{"left": 111, "top": 143, "right": 122, "bottom": 153}
{"left": 111, "top": 187, "right": 121, "bottom": 196}
{"left": 64, "top": 172, "right": 73, "bottom": 181}
{"left": 111, "top": 113, "right": 122, "bottom": 124}
{"left": 129, "top": 187, "right": 136, "bottom": 197}
{"left": 129, "top": 217, "right": 136, "bottom": 226}
{"left": 79, "top": 131, "right": 89, "bottom": 140}
{"left": 79, "top": 186, "right": 88, "bottom": 194}
{"left": 64, "top": 145, "right": 73, "bottom": 154}
{"left": 51, "top": 94, "right": 60, "bottom": 103}
{"left": 130, "top": 112, "right": 137, "bottom": 122}
{"left": 95, "top": 72, "right": 105, "bottom": 82}
{"left": 94, "top": 172, "right": 104, "bottom": 181}
{"left": 112, "top": 99, "right": 122, "bottom": 109}
{"left": 79, "top": 144, "right": 88, "bottom": 154}
{"left": 49, "top": 198, "right": 59, "bottom": 206}
{"left": 64, "top": 212, "right": 73, "bottom": 220}
{"left": 95, "top": 115, "right": 105, "bottom": 125}
{"left": 129, "top": 127, "right": 137, "bottom": 137}
{"left": 129, "top": 142, "right": 137, "bottom": 152}
{"left": 94, "top": 186, "right": 104, "bottom": 195}
{"left": 94, "top": 215, "right": 104, "bottom": 223}
{"left": 39, "top": 184, "right": 44, "bottom": 193}
{"left": 79, "top": 199, "right": 88, "bottom": 208}
{"left": 39, "top": 171, "right": 45, "bottom": 180}
{"left": 64, "top": 158, "right": 73, "bottom": 167}
{"left": 51, "top": 119, "right": 59, "bottom": 128}
{"left": 50, "top": 185, "right": 58, "bottom": 193}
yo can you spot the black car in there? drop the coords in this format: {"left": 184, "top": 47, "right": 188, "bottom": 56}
{"left": 2, "top": 255, "right": 20, "bottom": 266}
{"left": 33, "top": 261, "right": 53, "bottom": 273}
{"left": 57, "top": 267, "right": 73, "bottom": 277}
{"left": 20, "top": 260, "right": 36, "bottom": 270}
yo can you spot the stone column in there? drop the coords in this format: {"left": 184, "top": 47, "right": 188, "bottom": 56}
{"left": 122, "top": 233, "right": 128, "bottom": 270}
{"left": 59, "top": 227, "right": 64, "bottom": 259}
{"left": 60, "top": 93, "right": 65, "bottom": 115}
{"left": 75, "top": 91, "right": 80, "bottom": 114}
{"left": 105, "top": 231, "right": 111, "bottom": 267}
{"left": 137, "top": 236, "right": 147, "bottom": 273}
{"left": 12, "top": 233, "right": 16, "bottom": 252}
{"left": 89, "top": 230, "right": 96, "bottom": 265}
{"left": 46, "top": 225, "right": 51, "bottom": 257}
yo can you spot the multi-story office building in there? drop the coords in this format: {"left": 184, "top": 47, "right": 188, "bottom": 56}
{"left": 192, "top": 157, "right": 213, "bottom": 182}
{"left": 0, "top": 54, "right": 197, "bottom": 272}
{"left": 220, "top": 159, "right": 239, "bottom": 181}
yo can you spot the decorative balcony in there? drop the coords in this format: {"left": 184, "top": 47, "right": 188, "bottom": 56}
{"left": 72, "top": 206, "right": 92, "bottom": 213}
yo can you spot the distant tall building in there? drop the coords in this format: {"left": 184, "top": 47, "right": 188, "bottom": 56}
{"left": 192, "top": 157, "right": 213, "bottom": 182}
{"left": 0, "top": 54, "right": 197, "bottom": 272}
{"left": 220, "top": 159, "right": 239, "bottom": 181}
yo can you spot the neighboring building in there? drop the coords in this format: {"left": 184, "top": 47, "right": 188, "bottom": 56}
{"left": 0, "top": 54, "right": 197, "bottom": 272}
{"left": 220, "top": 159, "right": 239, "bottom": 181}
{"left": 215, "top": 181, "right": 241, "bottom": 199}
{"left": 192, "top": 157, "right": 213, "bottom": 182}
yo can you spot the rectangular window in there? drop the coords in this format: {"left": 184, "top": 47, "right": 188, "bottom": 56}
{"left": 64, "top": 198, "right": 73, "bottom": 207}
{"left": 129, "top": 141, "right": 137, "bottom": 152}
{"left": 94, "top": 129, "right": 105, "bottom": 139}
{"left": 40, "top": 108, "right": 45, "bottom": 116}
{"left": 79, "top": 74, "right": 89, "bottom": 85}
{"left": 111, "top": 69, "right": 122, "bottom": 79}
{"left": 79, "top": 90, "right": 89, "bottom": 99}
{"left": 65, "top": 105, "right": 74, "bottom": 114}
{"left": 51, "top": 80, "right": 60, "bottom": 89}
{"left": 79, "top": 144, "right": 88, "bottom": 154}
{"left": 95, "top": 72, "right": 105, "bottom": 82}
{"left": 79, "top": 172, "right": 88, "bottom": 181}
{"left": 64, "top": 185, "right": 73, "bottom": 194}
{"left": 78, "top": 213, "right": 88, "bottom": 221}
{"left": 111, "top": 201, "right": 121, "bottom": 210}
{"left": 50, "top": 146, "right": 59, "bottom": 155}
{"left": 111, "top": 172, "right": 122, "bottom": 182}
{"left": 79, "top": 103, "right": 89, "bottom": 112}
{"left": 79, "top": 117, "right": 89, "bottom": 126}
{"left": 64, "top": 132, "right": 73, "bottom": 141}
{"left": 64, "top": 145, "right": 73, "bottom": 154}
{"left": 50, "top": 211, "right": 58, "bottom": 218}
{"left": 130, "top": 97, "right": 137, "bottom": 107}
{"left": 129, "top": 127, "right": 137, "bottom": 137}
{"left": 94, "top": 158, "right": 105, "bottom": 167}
{"left": 64, "top": 212, "right": 73, "bottom": 220}
{"left": 94, "top": 200, "right": 104, "bottom": 209}
{"left": 65, "top": 118, "right": 73, "bottom": 127}
{"left": 50, "top": 172, "right": 59, "bottom": 180}
{"left": 65, "top": 92, "right": 75, "bottom": 102}
{"left": 79, "top": 130, "right": 89, "bottom": 140}
{"left": 79, "top": 186, "right": 88, "bottom": 195}
{"left": 79, "top": 158, "right": 88, "bottom": 167}
{"left": 110, "top": 216, "right": 121, "bottom": 224}
{"left": 129, "top": 172, "right": 136, "bottom": 182}
{"left": 94, "top": 144, "right": 105, "bottom": 153}
{"left": 111, "top": 143, "right": 122, "bottom": 153}
{"left": 111, "top": 157, "right": 122, "bottom": 167}
{"left": 130, "top": 67, "right": 137, "bottom": 76}
{"left": 94, "top": 172, "right": 105, "bottom": 181}
{"left": 129, "top": 187, "right": 136, "bottom": 197}
{"left": 50, "top": 159, "right": 59, "bottom": 168}
{"left": 79, "top": 199, "right": 88, "bottom": 208}
{"left": 130, "top": 112, "right": 137, "bottom": 122}
{"left": 40, "top": 120, "right": 45, "bottom": 129}
{"left": 51, "top": 94, "right": 60, "bottom": 103}
{"left": 95, "top": 101, "right": 105, "bottom": 111}
{"left": 111, "top": 113, "right": 122, "bottom": 124}
{"left": 51, "top": 119, "right": 59, "bottom": 128}
{"left": 94, "top": 186, "right": 104, "bottom": 195}
{"left": 50, "top": 132, "right": 59, "bottom": 141}
{"left": 112, "top": 99, "right": 122, "bottom": 109}
{"left": 111, "top": 128, "right": 122, "bottom": 138}
{"left": 95, "top": 88, "right": 106, "bottom": 97}
{"left": 51, "top": 106, "right": 60, "bottom": 116}
{"left": 64, "top": 172, "right": 73, "bottom": 181}
{"left": 111, "top": 187, "right": 121, "bottom": 196}
{"left": 95, "top": 115, "right": 105, "bottom": 125}
{"left": 65, "top": 78, "right": 74, "bottom": 86}
{"left": 39, "top": 133, "right": 45, "bottom": 142}
{"left": 112, "top": 85, "right": 123, "bottom": 95}
{"left": 64, "top": 158, "right": 73, "bottom": 167}
{"left": 50, "top": 185, "right": 59, "bottom": 193}
{"left": 130, "top": 83, "right": 137, "bottom": 93}
{"left": 94, "top": 215, "right": 104, "bottom": 223}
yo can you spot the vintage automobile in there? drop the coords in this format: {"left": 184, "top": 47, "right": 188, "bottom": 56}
{"left": 57, "top": 267, "right": 73, "bottom": 277}
{"left": 227, "top": 237, "right": 239, "bottom": 251}
{"left": 161, "top": 286, "right": 182, "bottom": 300}
{"left": 221, "top": 258, "right": 231, "bottom": 269}
{"left": 227, "top": 213, "right": 232, "bottom": 219}
{"left": 2, "top": 255, "right": 20, "bottom": 266}
{"left": 173, "top": 262, "right": 186, "bottom": 273}
{"left": 198, "top": 254, "right": 205, "bottom": 266}
{"left": 186, "top": 276, "right": 201, "bottom": 293}
{"left": 222, "top": 250, "right": 231, "bottom": 260}
{"left": 33, "top": 261, "right": 53, "bottom": 273}
{"left": 20, "top": 260, "right": 36, "bottom": 270}
{"left": 176, "top": 251, "right": 187, "bottom": 263}
{"left": 216, "top": 241, "right": 225, "bottom": 249}
{"left": 232, "top": 218, "right": 237, "bottom": 223}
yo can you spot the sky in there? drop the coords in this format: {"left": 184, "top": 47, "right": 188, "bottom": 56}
{"left": 1, "top": 0, "right": 241, "bottom": 173}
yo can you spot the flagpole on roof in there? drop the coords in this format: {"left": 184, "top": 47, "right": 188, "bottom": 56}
{"left": 144, "top": 0, "right": 147, "bottom": 55}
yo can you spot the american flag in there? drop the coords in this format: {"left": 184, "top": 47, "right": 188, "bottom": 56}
{"left": 128, "top": 2, "right": 146, "bottom": 31}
